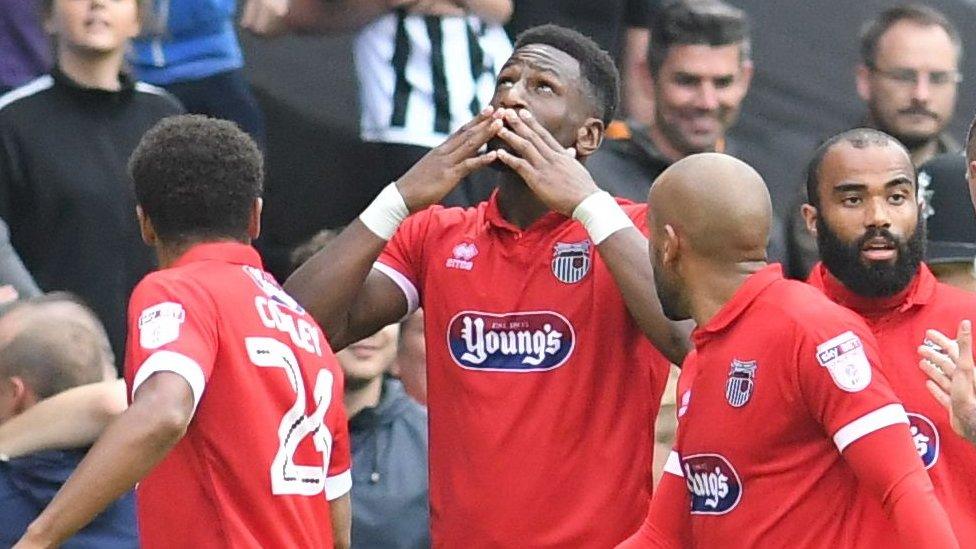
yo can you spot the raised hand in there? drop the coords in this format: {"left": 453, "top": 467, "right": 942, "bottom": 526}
{"left": 494, "top": 108, "right": 600, "bottom": 216}
{"left": 918, "top": 320, "right": 976, "bottom": 444}
{"left": 395, "top": 107, "right": 502, "bottom": 212}
{"left": 240, "top": 0, "right": 289, "bottom": 37}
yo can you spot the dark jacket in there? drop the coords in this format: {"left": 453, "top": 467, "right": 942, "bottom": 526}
{"left": 350, "top": 377, "right": 430, "bottom": 549}
{"left": 0, "top": 449, "right": 138, "bottom": 548}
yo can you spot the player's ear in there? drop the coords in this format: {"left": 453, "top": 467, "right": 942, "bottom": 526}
{"left": 855, "top": 64, "right": 872, "bottom": 102}
{"left": 800, "top": 203, "right": 819, "bottom": 238}
{"left": 662, "top": 223, "right": 680, "bottom": 266}
{"left": 136, "top": 206, "right": 157, "bottom": 246}
{"left": 574, "top": 117, "right": 604, "bottom": 159}
{"left": 248, "top": 198, "right": 263, "bottom": 241}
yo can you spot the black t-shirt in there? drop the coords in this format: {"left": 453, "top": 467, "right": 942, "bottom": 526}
{"left": 0, "top": 68, "right": 183, "bottom": 366}
{"left": 506, "top": 0, "right": 654, "bottom": 62}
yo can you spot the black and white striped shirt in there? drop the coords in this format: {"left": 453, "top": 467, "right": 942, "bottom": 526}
{"left": 355, "top": 11, "right": 512, "bottom": 148}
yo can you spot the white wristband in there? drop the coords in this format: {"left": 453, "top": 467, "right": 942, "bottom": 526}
{"left": 571, "top": 191, "right": 634, "bottom": 245}
{"left": 359, "top": 182, "right": 409, "bottom": 240}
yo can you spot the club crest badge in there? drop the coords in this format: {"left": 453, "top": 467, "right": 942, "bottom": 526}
{"left": 725, "top": 359, "right": 757, "bottom": 408}
{"left": 551, "top": 240, "right": 591, "bottom": 284}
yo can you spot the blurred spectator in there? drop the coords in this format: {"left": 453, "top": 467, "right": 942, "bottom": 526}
{"left": 129, "top": 0, "right": 266, "bottom": 147}
{"left": 587, "top": 0, "right": 751, "bottom": 201}
{"left": 506, "top": 0, "right": 655, "bottom": 124}
{"left": 0, "top": 0, "right": 52, "bottom": 94}
{"left": 0, "top": 0, "right": 183, "bottom": 366}
{"left": 393, "top": 309, "right": 426, "bottom": 406}
{"left": 293, "top": 230, "right": 430, "bottom": 548}
{"left": 787, "top": 4, "right": 963, "bottom": 279}
{"left": 0, "top": 298, "right": 137, "bottom": 548}
{"left": 917, "top": 152, "right": 976, "bottom": 292}
{"left": 281, "top": 0, "right": 512, "bottom": 208}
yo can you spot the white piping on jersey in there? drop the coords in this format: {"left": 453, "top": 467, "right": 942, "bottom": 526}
{"left": 0, "top": 75, "right": 55, "bottom": 111}
{"left": 833, "top": 403, "right": 909, "bottom": 452}
{"left": 373, "top": 261, "right": 420, "bottom": 318}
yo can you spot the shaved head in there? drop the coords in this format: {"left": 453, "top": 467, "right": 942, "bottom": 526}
{"left": 648, "top": 153, "right": 771, "bottom": 320}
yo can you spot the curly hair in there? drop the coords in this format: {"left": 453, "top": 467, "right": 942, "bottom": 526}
{"left": 129, "top": 114, "right": 263, "bottom": 245}
{"left": 514, "top": 24, "right": 620, "bottom": 126}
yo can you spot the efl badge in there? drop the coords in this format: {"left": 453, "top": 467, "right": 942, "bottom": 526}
{"left": 725, "top": 359, "right": 756, "bottom": 408}
{"left": 816, "top": 331, "right": 871, "bottom": 392}
{"left": 551, "top": 240, "right": 591, "bottom": 284}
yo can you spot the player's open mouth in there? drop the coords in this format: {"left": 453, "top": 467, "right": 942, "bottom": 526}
{"left": 861, "top": 238, "right": 897, "bottom": 261}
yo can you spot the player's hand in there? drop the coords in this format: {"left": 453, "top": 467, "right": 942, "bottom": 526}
{"left": 494, "top": 108, "right": 601, "bottom": 216}
{"left": 240, "top": 0, "right": 289, "bottom": 37}
{"left": 395, "top": 107, "right": 502, "bottom": 212}
{"left": 918, "top": 320, "right": 976, "bottom": 444}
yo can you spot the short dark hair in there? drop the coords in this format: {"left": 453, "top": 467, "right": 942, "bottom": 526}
{"left": 0, "top": 311, "right": 103, "bottom": 399}
{"left": 859, "top": 4, "right": 961, "bottom": 68}
{"left": 129, "top": 115, "right": 263, "bottom": 245}
{"left": 514, "top": 24, "right": 620, "bottom": 125}
{"left": 805, "top": 128, "right": 914, "bottom": 208}
{"left": 648, "top": 0, "right": 751, "bottom": 75}
{"left": 40, "top": 0, "right": 145, "bottom": 19}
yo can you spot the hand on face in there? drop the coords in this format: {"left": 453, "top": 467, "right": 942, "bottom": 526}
{"left": 918, "top": 322, "right": 976, "bottom": 444}
{"left": 395, "top": 107, "right": 503, "bottom": 212}
{"left": 494, "top": 108, "right": 600, "bottom": 216}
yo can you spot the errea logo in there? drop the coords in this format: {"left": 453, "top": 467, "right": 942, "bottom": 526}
{"left": 446, "top": 242, "right": 478, "bottom": 271}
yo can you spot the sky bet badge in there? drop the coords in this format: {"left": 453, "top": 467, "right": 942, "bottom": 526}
{"left": 551, "top": 240, "right": 591, "bottom": 284}
{"left": 726, "top": 359, "right": 757, "bottom": 408}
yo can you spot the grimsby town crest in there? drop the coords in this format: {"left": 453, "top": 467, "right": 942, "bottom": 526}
{"left": 726, "top": 359, "right": 757, "bottom": 408}
{"left": 551, "top": 240, "right": 591, "bottom": 284}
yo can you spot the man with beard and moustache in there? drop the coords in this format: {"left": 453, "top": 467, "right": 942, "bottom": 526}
{"left": 618, "top": 153, "right": 956, "bottom": 548}
{"left": 801, "top": 128, "right": 976, "bottom": 546}
{"left": 285, "top": 24, "right": 689, "bottom": 547}
{"left": 786, "top": 4, "right": 962, "bottom": 280}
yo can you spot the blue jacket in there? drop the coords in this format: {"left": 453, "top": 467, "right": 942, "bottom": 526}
{"left": 350, "top": 377, "right": 430, "bottom": 548}
{"left": 128, "top": 0, "right": 243, "bottom": 85}
{"left": 0, "top": 449, "right": 138, "bottom": 548}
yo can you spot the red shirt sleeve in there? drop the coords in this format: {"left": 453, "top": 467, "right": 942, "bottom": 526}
{"left": 844, "top": 425, "right": 959, "bottom": 548}
{"left": 617, "top": 450, "right": 690, "bottom": 549}
{"left": 375, "top": 207, "right": 436, "bottom": 314}
{"left": 125, "top": 273, "right": 219, "bottom": 409}
{"left": 793, "top": 318, "right": 905, "bottom": 452}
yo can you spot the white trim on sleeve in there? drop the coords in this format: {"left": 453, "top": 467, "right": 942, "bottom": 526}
{"left": 832, "top": 403, "right": 909, "bottom": 452}
{"left": 325, "top": 469, "right": 352, "bottom": 501}
{"left": 131, "top": 351, "right": 207, "bottom": 412}
{"left": 372, "top": 261, "right": 419, "bottom": 317}
{"left": 663, "top": 450, "right": 684, "bottom": 477}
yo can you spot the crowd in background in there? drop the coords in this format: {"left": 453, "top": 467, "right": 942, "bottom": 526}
{"left": 1, "top": 0, "right": 976, "bottom": 546}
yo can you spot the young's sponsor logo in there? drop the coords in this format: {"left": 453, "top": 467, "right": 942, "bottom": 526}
{"left": 447, "top": 311, "right": 575, "bottom": 372}
{"left": 682, "top": 453, "right": 742, "bottom": 515}
{"left": 907, "top": 412, "right": 940, "bottom": 469}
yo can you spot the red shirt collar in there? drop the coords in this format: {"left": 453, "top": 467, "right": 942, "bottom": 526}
{"left": 806, "top": 261, "right": 936, "bottom": 317}
{"left": 692, "top": 263, "right": 784, "bottom": 347}
{"left": 483, "top": 189, "right": 570, "bottom": 235}
{"left": 171, "top": 241, "right": 264, "bottom": 269}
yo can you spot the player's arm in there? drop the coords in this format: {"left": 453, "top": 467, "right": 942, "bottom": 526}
{"left": 330, "top": 492, "right": 352, "bottom": 549}
{"left": 492, "top": 108, "right": 691, "bottom": 363}
{"left": 284, "top": 108, "right": 502, "bottom": 351}
{"left": 0, "top": 379, "right": 126, "bottom": 459}
{"left": 13, "top": 372, "right": 194, "bottom": 548}
{"left": 918, "top": 320, "right": 976, "bottom": 445}
{"left": 617, "top": 450, "right": 690, "bottom": 549}
{"left": 841, "top": 424, "right": 958, "bottom": 548}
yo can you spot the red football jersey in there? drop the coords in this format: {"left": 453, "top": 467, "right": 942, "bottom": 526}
{"left": 376, "top": 192, "right": 671, "bottom": 547}
{"left": 809, "top": 263, "right": 976, "bottom": 545}
{"left": 124, "top": 243, "right": 351, "bottom": 549}
{"left": 670, "top": 264, "right": 909, "bottom": 547}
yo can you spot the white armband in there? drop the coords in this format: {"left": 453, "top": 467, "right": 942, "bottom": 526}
{"left": 359, "top": 182, "right": 409, "bottom": 241}
{"left": 572, "top": 191, "right": 635, "bottom": 245}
